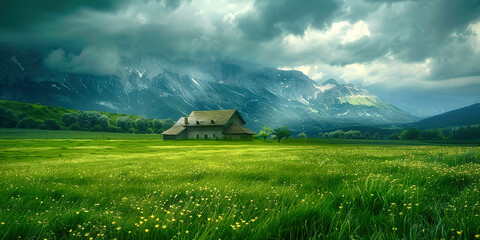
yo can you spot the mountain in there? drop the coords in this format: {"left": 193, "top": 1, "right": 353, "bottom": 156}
{"left": 0, "top": 49, "right": 418, "bottom": 133}
{"left": 410, "top": 103, "right": 480, "bottom": 129}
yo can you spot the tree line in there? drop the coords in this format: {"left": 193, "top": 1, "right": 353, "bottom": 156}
{"left": 0, "top": 106, "right": 174, "bottom": 134}
{"left": 319, "top": 127, "right": 480, "bottom": 141}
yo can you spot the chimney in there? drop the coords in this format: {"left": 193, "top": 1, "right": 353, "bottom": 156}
{"left": 184, "top": 117, "right": 188, "bottom": 125}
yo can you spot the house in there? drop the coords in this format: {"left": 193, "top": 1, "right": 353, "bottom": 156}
{"left": 162, "top": 109, "right": 255, "bottom": 140}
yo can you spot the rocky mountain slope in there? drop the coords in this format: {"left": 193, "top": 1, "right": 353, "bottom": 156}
{"left": 0, "top": 50, "right": 418, "bottom": 133}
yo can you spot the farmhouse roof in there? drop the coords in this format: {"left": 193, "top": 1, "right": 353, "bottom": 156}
{"left": 185, "top": 109, "right": 245, "bottom": 126}
{"left": 222, "top": 122, "right": 256, "bottom": 135}
{"left": 161, "top": 124, "right": 185, "bottom": 135}
{"left": 161, "top": 109, "right": 254, "bottom": 137}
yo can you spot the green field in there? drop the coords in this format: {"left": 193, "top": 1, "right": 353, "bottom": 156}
{"left": 1, "top": 130, "right": 480, "bottom": 239}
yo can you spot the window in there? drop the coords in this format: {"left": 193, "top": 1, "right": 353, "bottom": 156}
{"left": 196, "top": 134, "right": 199, "bottom": 139}
{"left": 205, "top": 134, "right": 208, "bottom": 139}
{"left": 213, "top": 134, "right": 216, "bottom": 138}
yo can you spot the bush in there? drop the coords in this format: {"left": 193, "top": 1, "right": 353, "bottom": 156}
{"left": 69, "top": 123, "right": 82, "bottom": 131}
{"left": 108, "top": 126, "right": 122, "bottom": 133}
{"left": 44, "top": 119, "right": 60, "bottom": 130}
{"left": 90, "top": 124, "right": 103, "bottom": 132}
{"left": 16, "top": 117, "right": 43, "bottom": 129}
{"left": 298, "top": 132, "right": 307, "bottom": 139}
{"left": 0, "top": 107, "right": 18, "bottom": 128}
{"left": 61, "top": 113, "right": 78, "bottom": 127}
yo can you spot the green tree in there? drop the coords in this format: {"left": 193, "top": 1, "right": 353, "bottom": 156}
{"left": 116, "top": 116, "right": 132, "bottom": 131}
{"left": 97, "top": 115, "right": 110, "bottom": 131}
{"left": 363, "top": 132, "right": 371, "bottom": 139}
{"left": 273, "top": 126, "right": 291, "bottom": 143}
{"left": 152, "top": 119, "right": 164, "bottom": 132}
{"left": 61, "top": 113, "right": 78, "bottom": 127}
{"left": 389, "top": 132, "right": 400, "bottom": 140}
{"left": 331, "top": 130, "right": 345, "bottom": 139}
{"left": 135, "top": 117, "right": 149, "bottom": 132}
{"left": 44, "top": 119, "right": 60, "bottom": 130}
{"left": 422, "top": 129, "right": 444, "bottom": 140}
{"left": 258, "top": 126, "right": 272, "bottom": 142}
{"left": 401, "top": 128, "right": 421, "bottom": 140}
{"left": 77, "top": 111, "right": 101, "bottom": 129}
{"left": 0, "top": 107, "right": 18, "bottom": 128}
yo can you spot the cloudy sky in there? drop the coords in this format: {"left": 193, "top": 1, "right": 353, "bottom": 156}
{"left": 1, "top": 0, "right": 480, "bottom": 116}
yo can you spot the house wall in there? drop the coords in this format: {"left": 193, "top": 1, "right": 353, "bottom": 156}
{"left": 224, "top": 134, "right": 253, "bottom": 141}
{"left": 163, "top": 135, "right": 177, "bottom": 140}
{"left": 164, "top": 130, "right": 187, "bottom": 140}
{"left": 186, "top": 126, "right": 224, "bottom": 139}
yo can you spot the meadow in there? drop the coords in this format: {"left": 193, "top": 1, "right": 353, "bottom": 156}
{"left": 0, "top": 130, "right": 479, "bottom": 239}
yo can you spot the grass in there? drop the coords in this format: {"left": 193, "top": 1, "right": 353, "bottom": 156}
{"left": 0, "top": 128, "right": 164, "bottom": 140}
{"left": 0, "top": 130, "right": 479, "bottom": 239}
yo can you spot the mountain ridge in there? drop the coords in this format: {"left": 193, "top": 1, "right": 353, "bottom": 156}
{"left": 410, "top": 103, "right": 480, "bottom": 129}
{"left": 0, "top": 49, "right": 418, "bottom": 133}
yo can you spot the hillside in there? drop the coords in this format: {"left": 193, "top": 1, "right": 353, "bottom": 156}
{"left": 411, "top": 103, "right": 480, "bottom": 129}
{"left": 0, "top": 99, "right": 174, "bottom": 133}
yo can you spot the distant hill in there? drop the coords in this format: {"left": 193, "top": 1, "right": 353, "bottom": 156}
{"left": 0, "top": 99, "right": 174, "bottom": 133}
{"left": 411, "top": 103, "right": 480, "bottom": 129}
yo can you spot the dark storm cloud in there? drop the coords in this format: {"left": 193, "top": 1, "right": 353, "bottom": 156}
{"left": 362, "top": 0, "right": 480, "bottom": 62}
{"left": 0, "top": 0, "right": 128, "bottom": 29}
{"left": 1, "top": 0, "right": 480, "bottom": 88}
{"left": 236, "top": 0, "right": 341, "bottom": 41}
